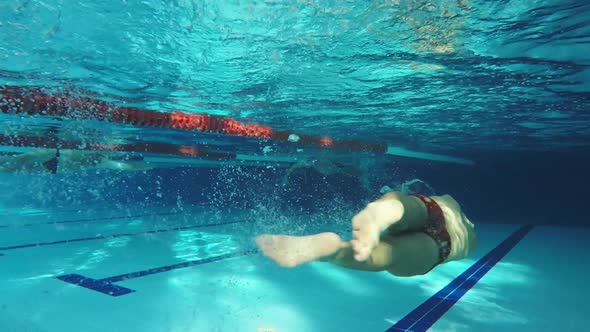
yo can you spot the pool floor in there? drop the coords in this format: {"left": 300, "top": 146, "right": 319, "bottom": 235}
{"left": 0, "top": 207, "right": 587, "bottom": 332}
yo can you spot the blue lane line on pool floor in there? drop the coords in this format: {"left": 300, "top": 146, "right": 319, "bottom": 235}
{"left": 0, "top": 219, "right": 251, "bottom": 253}
{"left": 388, "top": 224, "right": 534, "bottom": 332}
{"left": 57, "top": 249, "right": 259, "bottom": 296}
{"left": 0, "top": 211, "right": 182, "bottom": 228}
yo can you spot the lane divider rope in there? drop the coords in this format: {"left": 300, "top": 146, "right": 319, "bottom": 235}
{"left": 1, "top": 85, "right": 386, "bottom": 153}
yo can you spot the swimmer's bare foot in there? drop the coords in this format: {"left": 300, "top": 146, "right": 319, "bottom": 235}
{"left": 256, "top": 232, "right": 344, "bottom": 268}
{"left": 352, "top": 198, "right": 404, "bottom": 262}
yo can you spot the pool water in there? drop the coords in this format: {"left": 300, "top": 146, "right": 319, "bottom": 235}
{"left": 1, "top": 0, "right": 589, "bottom": 331}
{"left": 0, "top": 205, "right": 587, "bottom": 331}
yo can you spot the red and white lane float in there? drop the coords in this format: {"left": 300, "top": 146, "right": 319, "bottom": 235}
{"left": 0, "top": 85, "right": 474, "bottom": 165}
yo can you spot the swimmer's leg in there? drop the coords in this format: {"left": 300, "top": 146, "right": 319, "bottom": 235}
{"left": 256, "top": 232, "right": 345, "bottom": 268}
{"left": 332, "top": 233, "right": 439, "bottom": 276}
{"left": 351, "top": 191, "right": 429, "bottom": 262}
{"left": 256, "top": 232, "right": 439, "bottom": 276}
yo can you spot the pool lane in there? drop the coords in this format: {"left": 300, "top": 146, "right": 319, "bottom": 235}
{"left": 388, "top": 225, "right": 534, "bottom": 332}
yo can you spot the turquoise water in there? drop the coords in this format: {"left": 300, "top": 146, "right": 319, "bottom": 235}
{"left": 1, "top": 0, "right": 589, "bottom": 151}
{"left": 0, "top": 1, "right": 589, "bottom": 331}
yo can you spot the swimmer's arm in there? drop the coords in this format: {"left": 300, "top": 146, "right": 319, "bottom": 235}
{"left": 0, "top": 151, "right": 51, "bottom": 172}
{"left": 375, "top": 191, "right": 430, "bottom": 233}
{"left": 0, "top": 149, "right": 55, "bottom": 172}
{"left": 281, "top": 162, "right": 307, "bottom": 185}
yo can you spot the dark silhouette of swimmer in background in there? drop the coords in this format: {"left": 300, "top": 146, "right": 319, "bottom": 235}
{"left": 0, "top": 149, "right": 151, "bottom": 174}
{"left": 280, "top": 158, "right": 366, "bottom": 212}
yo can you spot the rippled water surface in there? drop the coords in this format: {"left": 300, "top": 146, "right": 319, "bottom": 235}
{"left": 1, "top": 0, "right": 589, "bottom": 152}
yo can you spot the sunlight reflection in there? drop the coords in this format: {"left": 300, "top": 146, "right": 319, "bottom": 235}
{"left": 0, "top": 207, "right": 48, "bottom": 215}
{"left": 429, "top": 259, "right": 532, "bottom": 330}
{"left": 104, "top": 236, "right": 131, "bottom": 248}
{"left": 126, "top": 218, "right": 144, "bottom": 227}
{"left": 9, "top": 273, "right": 57, "bottom": 282}
{"left": 172, "top": 230, "right": 241, "bottom": 261}
{"left": 307, "top": 263, "right": 382, "bottom": 297}
{"left": 75, "top": 248, "right": 110, "bottom": 271}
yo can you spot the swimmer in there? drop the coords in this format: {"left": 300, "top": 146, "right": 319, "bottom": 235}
{"left": 281, "top": 158, "right": 360, "bottom": 186}
{"left": 256, "top": 191, "right": 477, "bottom": 277}
{"left": 279, "top": 158, "right": 366, "bottom": 212}
{"left": 0, "top": 149, "right": 152, "bottom": 174}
